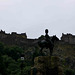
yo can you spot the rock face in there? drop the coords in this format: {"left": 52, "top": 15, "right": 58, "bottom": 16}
{"left": 31, "top": 56, "right": 63, "bottom": 75}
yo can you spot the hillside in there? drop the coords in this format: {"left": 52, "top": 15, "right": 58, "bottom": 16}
{"left": 53, "top": 42, "right": 75, "bottom": 72}
{"left": 0, "top": 30, "right": 75, "bottom": 75}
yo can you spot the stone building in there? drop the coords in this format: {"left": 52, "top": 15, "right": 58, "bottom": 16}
{"left": 0, "top": 30, "right": 38, "bottom": 49}
{"left": 0, "top": 29, "right": 75, "bottom": 48}
{"left": 61, "top": 33, "right": 75, "bottom": 44}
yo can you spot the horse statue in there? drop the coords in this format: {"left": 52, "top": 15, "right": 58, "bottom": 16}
{"left": 38, "top": 29, "right": 59, "bottom": 56}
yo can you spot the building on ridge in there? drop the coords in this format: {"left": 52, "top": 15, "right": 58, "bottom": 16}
{"left": 61, "top": 33, "right": 75, "bottom": 44}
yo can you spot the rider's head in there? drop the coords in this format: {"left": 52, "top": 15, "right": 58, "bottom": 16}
{"left": 45, "top": 29, "right": 48, "bottom": 34}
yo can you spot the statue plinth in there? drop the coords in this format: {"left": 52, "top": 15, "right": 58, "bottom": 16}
{"left": 31, "top": 56, "right": 63, "bottom": 75}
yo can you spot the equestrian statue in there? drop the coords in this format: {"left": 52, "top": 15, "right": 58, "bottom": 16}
{"left": 38, "top": 29, "right": 59, "bottom": 56}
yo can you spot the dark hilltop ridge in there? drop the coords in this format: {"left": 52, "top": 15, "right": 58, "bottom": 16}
{"left": 0, "top": 30, "right": 38, "bottom": 48}
{"left": 0, "top": 30, "right": 75, "bottom": 48}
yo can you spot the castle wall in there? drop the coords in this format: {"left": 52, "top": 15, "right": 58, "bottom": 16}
{"left": 0, "top": 30, "right": 39, "bottom": 49}
{"left": 61, "top": 33, "right": 75, "bottom": 44}
{"left": 0, "top": 30, "right": 75, "bottom": 48}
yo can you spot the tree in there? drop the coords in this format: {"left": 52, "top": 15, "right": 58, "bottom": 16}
{"left": 3, "top": 55, "right": 20, "bottom": 75}
{"left": 4, "top": 46, "right": 24, "bottom": 61}
{"left": 0, "top": 43, "right": 7, "bottom": 75}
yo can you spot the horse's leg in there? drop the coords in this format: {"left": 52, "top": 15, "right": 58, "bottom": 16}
{"left": 49, "top": 47, "right": 53, "bottom": 56}
{"left": 40, "top": 47, "right": 43, "bottom": 56}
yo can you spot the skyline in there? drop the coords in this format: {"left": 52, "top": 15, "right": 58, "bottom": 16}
{"left": 0, "top": 29, "right": 75, "bottom": 40}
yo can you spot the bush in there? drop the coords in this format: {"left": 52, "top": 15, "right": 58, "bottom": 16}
{"left": 64, "top": 69, "right": 74, "bottom": 75}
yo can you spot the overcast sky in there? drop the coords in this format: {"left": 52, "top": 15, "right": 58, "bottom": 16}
{"left": 0, "top": 0, "right": 75, "bottom": 39}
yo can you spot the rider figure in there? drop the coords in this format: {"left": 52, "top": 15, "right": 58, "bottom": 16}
{"left": 45, "top": 29, "right": 53, "bottom": 50}
{"left": 45, "top": 29, "right": 51, "bottom": 43}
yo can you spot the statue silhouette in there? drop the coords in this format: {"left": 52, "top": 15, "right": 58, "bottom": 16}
{"left": 38, "top": 29, "right": 59, "bottom": 56}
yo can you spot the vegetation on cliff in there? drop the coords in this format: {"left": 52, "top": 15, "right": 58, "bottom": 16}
{"left": 0, "top": 42, "right": 32, "bottom": 75}
{"left": 0, "top": 39, "right": 75, "bottom": 75}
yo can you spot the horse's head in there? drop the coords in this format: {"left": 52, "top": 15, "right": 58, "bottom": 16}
{"left": 51, "top": 35, "right": 59, "bottom": 43}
